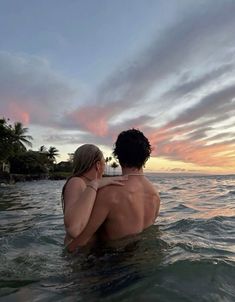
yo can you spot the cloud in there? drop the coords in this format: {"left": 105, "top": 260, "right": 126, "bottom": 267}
{"left": 61, "top": 0, "right": 235, "bottom": 135}
{"left": 47, "top": 1, "right": 235, "bottom": 170}
{"left": 143, "top": 81, "right": 235, "bottom": 168}
{"left": 61, "top": 102, "right": 125, "bottom": 136}
{"left": 44, "top": 131, "right": 113, "bottom": 148}
{"left": 165, "top": 84, "right": 235, "bottom": 129}
{"left": 0, "top": 51, "right": 77, "bottom": 125}
{"left": 1, "top": 1, "right": 235, "bottom": 171}
{"left": 146, "top": 121, "right": 235, "bottom": 168}
{"left": 161, "top": 63, "right": 234, "bottom": 103}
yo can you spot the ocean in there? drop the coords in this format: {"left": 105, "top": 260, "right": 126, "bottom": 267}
{"left": 0, "top": 174, "right": 235, "bottom": 302}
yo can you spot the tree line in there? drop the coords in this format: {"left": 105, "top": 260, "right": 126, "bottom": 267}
{"left": 0, "top": 118, "right": 119, "bottom": 178}
{"left": 0, "top": 118, "right": 59, "bottom": 175}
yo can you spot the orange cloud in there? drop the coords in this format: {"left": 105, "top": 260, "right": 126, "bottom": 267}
{"left": 146, "top": 125, "right": 235, "bottom": 170}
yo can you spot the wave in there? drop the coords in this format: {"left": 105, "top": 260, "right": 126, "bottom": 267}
{"left": 153, "top": 259, "right": 235, "bottom": 301}
{"left": 170, "top": 204, "right": 199, "bottom": 212}
{"left": 162, "top": 216, "right": 235, "bottom": 234}
{"left": 169, "top": 186, "right": 184, "bottom": 190}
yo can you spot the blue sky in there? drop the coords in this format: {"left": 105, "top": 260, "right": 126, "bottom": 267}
{"left": 1, "top": 0, "right": 235, "bottom": 173}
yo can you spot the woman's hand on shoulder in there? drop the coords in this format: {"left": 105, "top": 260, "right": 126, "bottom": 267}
{"left": 95, "top": 175, "right": 128, "bottom": 189}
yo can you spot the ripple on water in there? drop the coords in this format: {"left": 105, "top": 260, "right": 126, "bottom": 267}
{"left": 169, "top": 186, "right": 184, "bottom": 190}
{"left": 0, "top": 177, "right": 235, "bottom": 302}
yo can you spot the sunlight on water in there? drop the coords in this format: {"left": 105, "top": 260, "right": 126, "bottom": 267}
{"left": 0, "top": 175, "right": 235, "bottom": 301}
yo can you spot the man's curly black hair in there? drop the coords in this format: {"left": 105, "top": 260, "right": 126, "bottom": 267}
{"left": 113, "top": 129, "right": 152, "bottom": 169}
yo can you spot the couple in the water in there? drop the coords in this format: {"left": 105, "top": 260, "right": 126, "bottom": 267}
{"left": 62, "top": 129, "right": 161, "bottom": 252}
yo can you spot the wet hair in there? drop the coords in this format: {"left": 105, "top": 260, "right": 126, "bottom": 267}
{"left": 62, "top": 144, "right": 103, "bottom": 212}
{"left": 113, "top": 129, "right": 151, "bottom": 169}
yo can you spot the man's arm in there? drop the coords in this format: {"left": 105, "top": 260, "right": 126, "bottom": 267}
{"left": 67, "top": 188, "right": 110, "bottom": 252}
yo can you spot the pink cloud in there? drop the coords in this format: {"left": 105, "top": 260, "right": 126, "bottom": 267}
{"left": 3, "top": 100, "right": 53, "bottom": 127}
{"left": 67, "top": 106, "right": 112, "bottom": 136}
{"left": 8, "top": 102, "right": 30, "bottom": 125}
{"left": 145, "top": 125, "right": 235, "bottom": 169}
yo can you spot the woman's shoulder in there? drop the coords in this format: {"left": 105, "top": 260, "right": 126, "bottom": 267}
{"left": 63, "top": 176, "right": 86, "bottom": 194}
{"left": 66, "top": 176, "right": 86, "bottom": 186}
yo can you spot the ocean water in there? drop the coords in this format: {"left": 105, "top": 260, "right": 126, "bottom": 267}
{"left": 0, "top": 174, "right": 235, "bottom": 302}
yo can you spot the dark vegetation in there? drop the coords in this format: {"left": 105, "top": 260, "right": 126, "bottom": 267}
{"left": 0, "top": 118, "right": 119, "bottom": 182}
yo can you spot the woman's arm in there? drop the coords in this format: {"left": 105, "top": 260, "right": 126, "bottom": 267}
{"left": 64, "top": 178, "right": 98, "bottom": 239}
{"left": 63, "top": 176, "right": 127, "bottom": 239}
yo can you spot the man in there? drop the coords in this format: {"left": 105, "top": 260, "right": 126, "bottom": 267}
{"left": 67, "top": 129, "right": 160, "bottom": 252}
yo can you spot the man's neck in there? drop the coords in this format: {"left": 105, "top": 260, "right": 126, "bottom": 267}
{"left": 121, "top": 167, "right": 144, "bottom": 176}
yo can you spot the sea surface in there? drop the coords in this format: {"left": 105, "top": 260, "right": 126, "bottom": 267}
{"left": 0, "top": 174, "right": 235, "bottom": 302}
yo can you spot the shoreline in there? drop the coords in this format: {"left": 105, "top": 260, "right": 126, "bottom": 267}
{"left": 1, "top": 172, "right": 234, "bottom": 184}
{"left": 0, "top": 172, "right": 120, "bottom": 184}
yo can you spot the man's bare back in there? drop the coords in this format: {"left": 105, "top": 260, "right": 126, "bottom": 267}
{"left": 97, "top": 175, "right": 160, "bottom": 241}
{"left": 67, "top": 175, "right": 160, "bottom": 250}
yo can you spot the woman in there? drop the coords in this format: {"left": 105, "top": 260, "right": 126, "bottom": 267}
{"left": 62, "top": 144, "right": 126, "bottom": 246}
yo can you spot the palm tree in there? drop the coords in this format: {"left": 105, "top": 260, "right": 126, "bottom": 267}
{"left": 110, "top": 162, "right": 119, "bottom": 175}
{"left": 39, "top": 145, "right": 47, "bottom": 153}
{"left": 105, "top": 157, "right": 109, "bottom": 175}
{"left": 47, "top": 146, "right": 60, "bottom": 163}
{"left": 12, "top": 122, "right": 33, "bottom": 150}
{"left": 105, "top": 156, "right": 113, "bottom": 175}
{"left": 0, "top": 118, "right": 13, "bottom": 161}
{"left": 1, "top": 119, "right": 33, "bottom": 173}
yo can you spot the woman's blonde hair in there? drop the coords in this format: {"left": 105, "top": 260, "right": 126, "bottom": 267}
{"left": 62, "top": 144, "right": 103, "bottom": 212}
{"left": 73, "top": 144, "right": 103, "bottom": 176}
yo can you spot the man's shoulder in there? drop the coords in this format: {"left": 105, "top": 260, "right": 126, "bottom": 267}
{"left": 97, "top": 185, "right": 124, "bottom": 204}
{"left": 98, "top": 184, "right": 124, "bottom": 196}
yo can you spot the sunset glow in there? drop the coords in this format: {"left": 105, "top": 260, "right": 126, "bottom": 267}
{"left": 0, "top": 1, "right": 235, "bottom": 174}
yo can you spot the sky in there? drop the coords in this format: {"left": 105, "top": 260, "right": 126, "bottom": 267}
{"left": 0, "top": 0, "right": 235, "bottom": 174}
